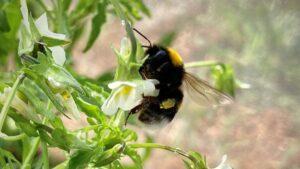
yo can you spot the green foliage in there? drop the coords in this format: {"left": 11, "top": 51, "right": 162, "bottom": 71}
{"left": 0, "top": 0, "right": 237, "bottom": 168}
{"left": 83, "top": 0, "right": 107, "bottom": 52}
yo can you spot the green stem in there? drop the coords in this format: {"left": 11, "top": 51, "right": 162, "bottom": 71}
{"left": 185, "top": 61, "right": 221, "bottom": 68}
{"left": 0, "top": 133, "right": 26, "bottom": 141}
{"left": 0, "top": 73, "right": 25, "bottom": 132}
{"left": 21, "top": 137, "right": 40, "bottom": 169}
{"left": 110, "top": 110, "right": 125, "bottom": 128}
{"left": 41, "top": 140, "right": 49, "bottom": 169}
{"left": 129, "top": 143, "right": 190, "bottom": 159}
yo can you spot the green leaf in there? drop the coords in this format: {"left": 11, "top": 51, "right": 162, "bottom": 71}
{"left": 183, "top": 159, "right": 194, "bottom": 169}
{"left": 112, "top": 160, "right": 125, "bottom": 169}
{"left": 28, "top": 14, "right": 41, "bottom": 42}
{"left": 41, "top": 36, "right": 70, "bottom": 47}
{"left": 19, "top": 80, "right": 56, "bottom": 120}
{"left": 73, "top": 95, "right": 104, "bottom": 122}
{"left": 83, "top": 1, "right": 107, "bottom": 52}
{"left": 18, "top": 24, "right": 34, "bottom": 55}
{"left": 123, "top": 147, "right": 142, "bottom": 169}
{"left": 38, "top": 129, "right": 57, "bottom": 147}
{"left": 67, "top": 149, "right": 94, "bottom": 169}
{"left": 211, "top": 64, "right": 235, "bottom": 97}
{"left": 132, "top": 0, "right": 151, "bottom": 17}
{"left": 23, "top": 68, "right": 66, "bottom": 113}
{"left": 8, "top": 111, "right": 38, "bottom": 137}
{"left": 93, "top": 144, "right": 124, "bottom": 167}
{"left": 188, "top": 151, "right": 207, "bottom": 169}
{"left": 0, "top": 148, "right": 21, "bottom": 166}
{"left": 63, "top": 0, "right": 72, "bottom": 10}
{"left": 158, "top": 31, "right": 177, "bottom": 46}
{"left": 0, "top": 10, "right": 10, "bottom": 32}
{"left": 122, "top": 129, "right": 137, "bottom": 142}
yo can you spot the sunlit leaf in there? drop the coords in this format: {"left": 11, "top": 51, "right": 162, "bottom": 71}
{"left": 84, "top": 0, "right": 107, "bottom": 52}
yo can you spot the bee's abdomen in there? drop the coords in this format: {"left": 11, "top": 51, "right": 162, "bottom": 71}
{"left": 138, "top": 88, "right": 183, "bottom": 124}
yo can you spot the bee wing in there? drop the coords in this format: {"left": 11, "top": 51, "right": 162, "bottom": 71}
{"left": 183, "top": 72, "right": 233, "bottom": 107}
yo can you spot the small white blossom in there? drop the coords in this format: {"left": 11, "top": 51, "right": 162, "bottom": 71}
{"left": 213, "top": 155, "right": 232, "bottom": 169}
{"left": 0, "top": 87, "right": 40, "bottom": 122}
{"left": 49, "top": 46, "right": 66, "bottom": 66}
{"left": 0, "top": 87, "right": 27, "bottom": 114}
{"left": 34, "top": 13, "right": 66, "bottom": 40}
{"left": 56, "top": 92, "right": 80, "bottom": 119}
{"left": 20, "top": 0, "right": 66, "bottom": 65}
{"left": 101, "top": 79, "right": 159, "bottom": 116}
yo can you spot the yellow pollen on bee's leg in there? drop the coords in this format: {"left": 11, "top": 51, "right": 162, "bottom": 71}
{"left": 160, "top": 99, "right": 176, "bottom": 109}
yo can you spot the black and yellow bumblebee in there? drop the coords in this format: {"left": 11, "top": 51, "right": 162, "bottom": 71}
{"left": 128, "top": 29, "right": 232, "bottom": 125}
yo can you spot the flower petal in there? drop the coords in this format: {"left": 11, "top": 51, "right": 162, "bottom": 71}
{"left": 49, "top": 46, "right": 66, "bottom": 66}
{"left": 213, "top": 155, "right": 232, "bottom": 169}
{"left": 101, "top": 88, "right": 122, "bottom": 115}
{"left": 137, "top": 79, "right": 159, "bottom": 97}
{"left": 64, "top": 94, "right": 81, "bottom": 119}
{"left": 108, "top": 81, "right": 137, "bottom": 90}
{"left": 35, "top": 13, "right": 66, "bottom": 40}
{"left": 119, "top": 87, "right": 141, "bottom": 111}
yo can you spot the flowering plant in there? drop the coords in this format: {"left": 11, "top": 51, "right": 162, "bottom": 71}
{"left": 0, "top": 0, "right": 239, "bottom": 168}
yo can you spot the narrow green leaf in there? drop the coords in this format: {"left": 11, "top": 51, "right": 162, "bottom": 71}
{"left": 67, "top": 149, "right": 94, "bottom": 169}
{"left": 41, "top": 36, "right": 70, "bottom": 47}
{"left": 8, "top": 111, "right": 38, "bottom": 137}
{"left": 133, "top": 0, "right": 151, "bottom": 17}
{"left": 63, "top": 0, "right": 72, "bottom": 10}
{"left": 158, "top": 31, "right": 177, "bottom": 46}
{"left": 73, "top": 96, "right": 104, "bottom": 122}
{"left": 0, "top": 10, "right": 10, "bottom": 32}
{"left": 83, "top": 1, "right": 107, "bottom": 52}
{"left": 0, "top": 148, "right": 21, "bottom": 166}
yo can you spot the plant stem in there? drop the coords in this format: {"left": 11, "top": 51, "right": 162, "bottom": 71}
{"left": 41, "top": 140, "right": 49, "bottom": 169}
{"left": 21, "top": 137, "right": 40, "bottom": 169}
{"left": 110, "top": 110, "right": 125, "bottom": 128}
{"left": 0, "top": 73, "right": 25, "bottom": 132}
{"left": 129, "top": 143, "right": 191, "bottom": 159}
{"left": 185, "top": 61, "right": 221, "bottom": 68}
{"left": 0, "top": 133, "right": 26, "bottom": 141}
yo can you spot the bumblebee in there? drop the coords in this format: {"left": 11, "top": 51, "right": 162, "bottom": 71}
{"left": 128, "top": 29, "right": 232, "bottom": 125}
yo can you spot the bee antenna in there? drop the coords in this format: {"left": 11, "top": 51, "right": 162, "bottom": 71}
{"left": 133, "top": 28, "right": 152, "bottom": 48}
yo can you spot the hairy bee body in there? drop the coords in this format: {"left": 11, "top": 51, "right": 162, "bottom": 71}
{"left": 136, "top": 45, "right": 185, "bottom": 124}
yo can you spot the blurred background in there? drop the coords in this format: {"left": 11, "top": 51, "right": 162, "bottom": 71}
{"left": 71, "top": 0, "right": 300, "bottom": 168}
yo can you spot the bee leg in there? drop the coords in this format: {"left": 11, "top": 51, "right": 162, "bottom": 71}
{"left": 125, "top": 104, "right": 144, "bottom": 126}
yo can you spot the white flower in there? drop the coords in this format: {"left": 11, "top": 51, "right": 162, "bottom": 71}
{"left": 20, "top": 0, "right": 66, "bottom": 66}
{"left": 0, "top": 87, "right": 27, "bottom": 114}
{"left": 48, "top": 46, "right": 66, "bottom": 66}
{"left": 35, "top": 13, "right": 66, "bottom": 40}
{"left": 101, "top": 79, "right": 159, "bottom": 116}
{"left": 0, "top": 87, "right": 40, "bottom": 122}
{"left": 56, "top": 91, "right": 80, "bottom": 119}
{"left": 213, "top": 155, "right": 232, "bottom": 169}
